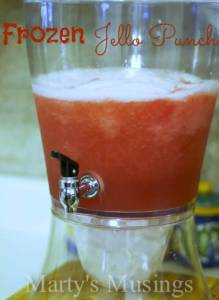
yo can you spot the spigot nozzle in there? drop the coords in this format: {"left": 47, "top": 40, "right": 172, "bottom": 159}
{"left": 51, "top": 150, "right": 100, "bottom": 213}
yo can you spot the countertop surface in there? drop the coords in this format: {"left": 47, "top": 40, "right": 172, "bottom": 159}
{"left": 0, "top": 176, "right": 50, "bottom": 299}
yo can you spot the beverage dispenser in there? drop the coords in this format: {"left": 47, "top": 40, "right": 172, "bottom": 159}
{"left": 25, "top": 1, "right": 219, "bottom": 299}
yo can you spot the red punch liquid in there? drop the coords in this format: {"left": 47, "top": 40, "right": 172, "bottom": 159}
{"left": 33, "top": 68, "right": 218, "bottom": 213}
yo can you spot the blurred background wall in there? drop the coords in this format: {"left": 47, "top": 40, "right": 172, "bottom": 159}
{"left": 0, "top": 0, "right": 45, "bottom": 178}
{"left": 0, "top": 0, "right": 219, "bottom": 189}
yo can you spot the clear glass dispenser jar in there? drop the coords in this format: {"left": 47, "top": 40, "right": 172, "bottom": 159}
{"left": 24, "top": 1, "right": 219, "bottom": 299}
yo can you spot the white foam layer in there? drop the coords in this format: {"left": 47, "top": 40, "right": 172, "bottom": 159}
{"left": 32, "top": 68, "right": 219, "bottom": 102}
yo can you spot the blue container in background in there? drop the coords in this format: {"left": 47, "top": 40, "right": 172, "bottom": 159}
{"left": 195, "top": 181, "right": 219, "bottom": 267}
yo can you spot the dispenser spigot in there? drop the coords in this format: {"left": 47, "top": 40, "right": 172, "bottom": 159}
{"left": 51, "top": 151, "right": 100, "bottom": 212}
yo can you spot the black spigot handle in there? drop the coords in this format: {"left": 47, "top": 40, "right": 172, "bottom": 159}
{"left": 51, "top": 151, "right": 79, "bottom": 177}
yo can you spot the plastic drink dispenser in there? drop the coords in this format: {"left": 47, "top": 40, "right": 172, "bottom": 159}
{"left": 25, "top": 1, "right": 219, "bottom": 299}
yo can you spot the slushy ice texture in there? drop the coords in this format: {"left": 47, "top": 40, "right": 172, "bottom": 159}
{"left": 33, "top": 68, "right": 218, "bottom": 288}
{"left": 33, "top": 68, "right": 218, "bottom": 213}
{"left": 73, "top": 221, "right": 170, "bottom": 289}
